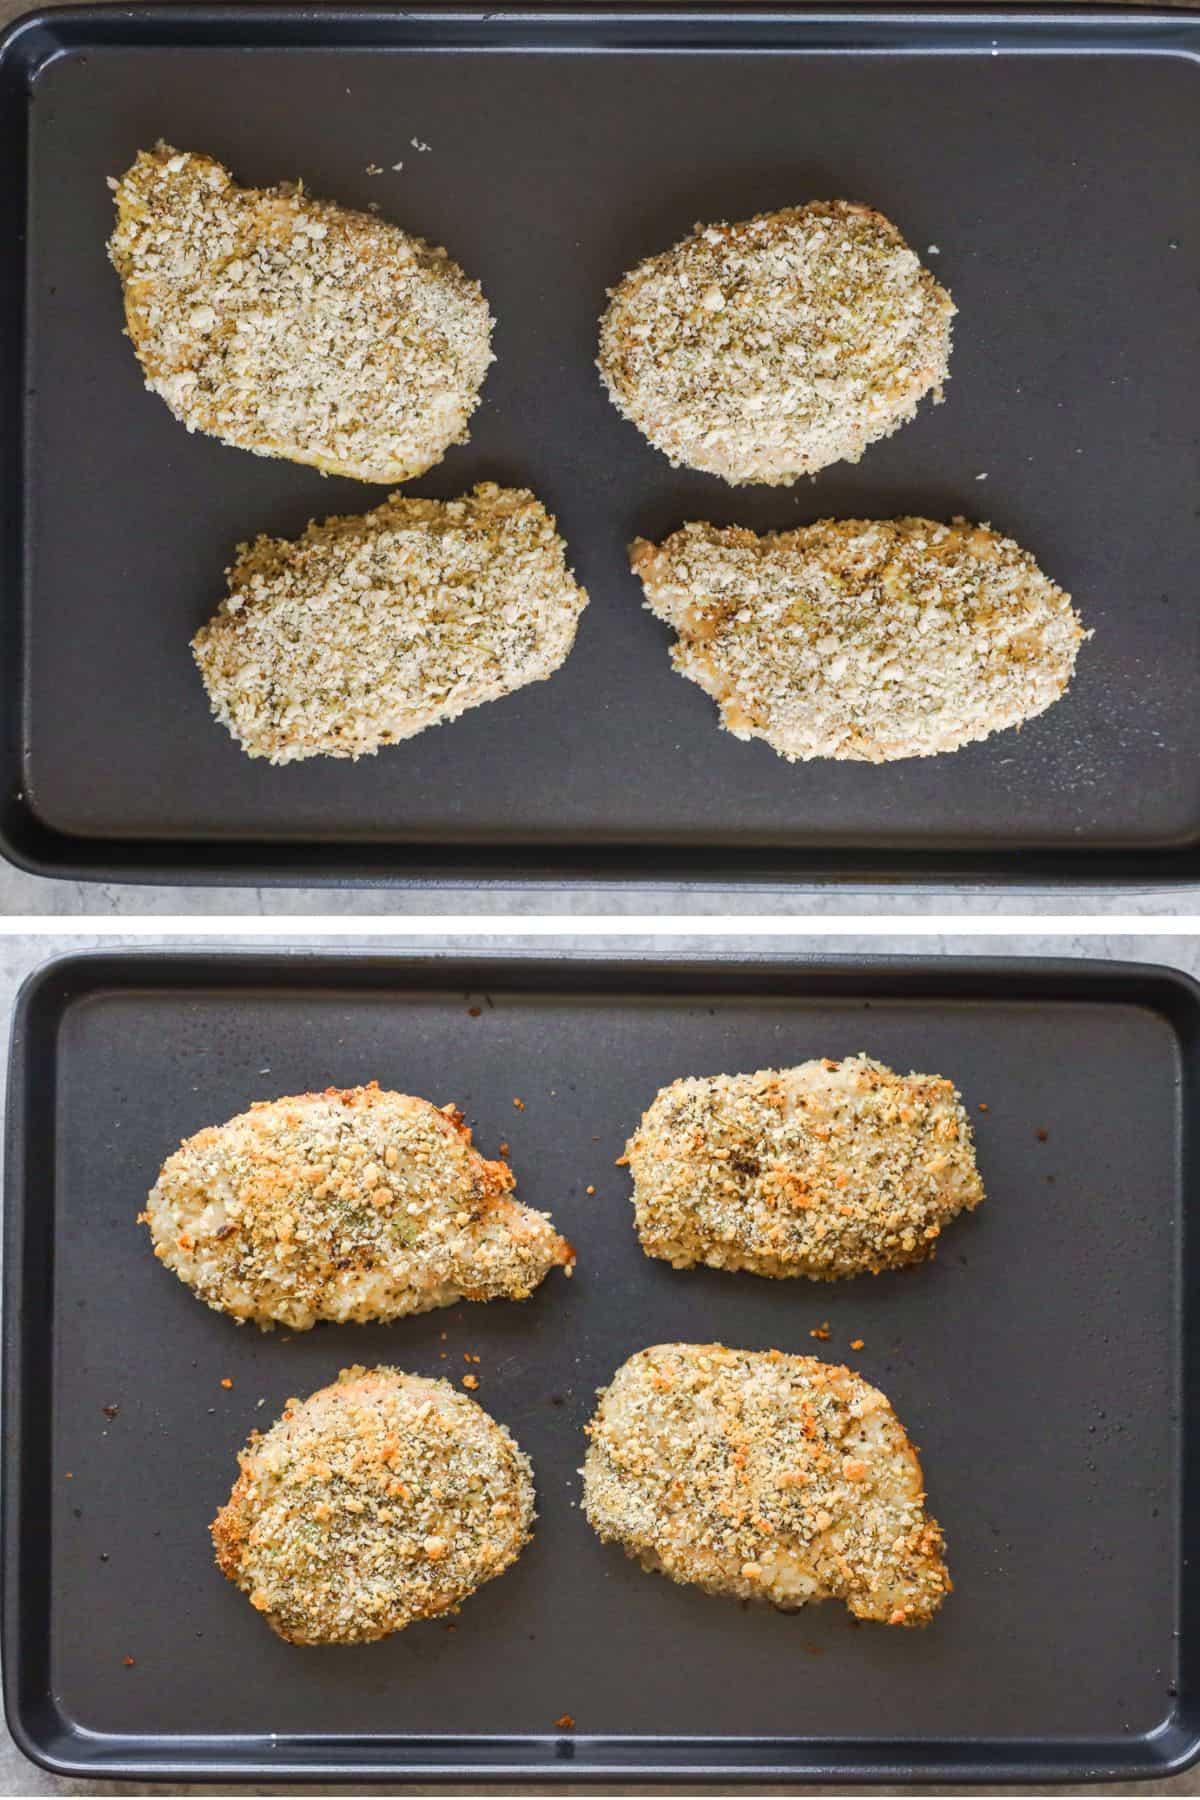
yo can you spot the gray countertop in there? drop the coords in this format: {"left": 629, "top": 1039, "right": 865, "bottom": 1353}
{"left": 2, "top": 930, "right": 1199, "bottom": 1797}
{"left": 5, "top": 863, "right": 1200, "bottom": 916}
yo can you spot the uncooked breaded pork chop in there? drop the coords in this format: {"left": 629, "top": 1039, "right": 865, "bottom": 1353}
{"left": 630, "top": 516, "right": 1086, "bottom": 762}
{"left": 598, "top": 202, "right": 954, "bottom": 485}
{"left": 144, "top": 1082, "right": 574, "bottom": 1329}
{"left": 109, "top": 144, "right": 493, "bottom": 483}
{"left": 583, "top": 1343, "right": 950, "bottom": 1625}
{"left": 624, "top": 1055, "right": 982, "bottom": 1279}
{"left": 192, "top": 483, "right": 588, "bottom": 762}
{"left": 213, "top": 1366, "right": 535, "bottom": 1643}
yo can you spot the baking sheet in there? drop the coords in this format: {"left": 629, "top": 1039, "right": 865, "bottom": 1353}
{"left": 4, "top": 949, "right": 1197, "bottom": 1779}
{"left": 1, "top": 7, "right": 1200, "bottom": 885}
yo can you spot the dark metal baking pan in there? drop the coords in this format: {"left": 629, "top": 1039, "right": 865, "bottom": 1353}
{"left": 4, "top": 947, "right": 1198, "bottom": 1781}
{"left": 2, "top": 8, "right": 1200, "bottom": 889}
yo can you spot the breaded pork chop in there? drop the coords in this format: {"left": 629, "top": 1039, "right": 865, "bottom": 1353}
{"left": 144, "top": 1082, "right": 573, "bottom": 1329}
{"left": 109, "top": 144, "right": 493, "bottom": 483}
{"left": 213, "top": 1366, "right": 534, "bottom": 1644}
{"left": 598, "top": 202, "right": 953, "bottom": 485}
{"left": 191, "top": 482, "right": 588, "bottom": 763}
{"left": 583, "top": 1343, "right": 949, "bottom": 1625}
{"left": 624, "top": 1055, "right": 983, "bottom": 1280}
{"left": 631, "top": 516, "right": 1086, "bottom": 762}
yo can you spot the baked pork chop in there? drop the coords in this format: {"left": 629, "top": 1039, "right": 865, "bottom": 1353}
{"left": 624, "top": 1054, "right": 983, "bottom": 1279}
{"left": 583, "top": 1343, "right": 950, "bottom": 1625}
{"left": 213, "top": 1366, "right": 535, "bottom": 1643}
{"left": 144, "top": 1082, "right": 574, "bottom": 1329}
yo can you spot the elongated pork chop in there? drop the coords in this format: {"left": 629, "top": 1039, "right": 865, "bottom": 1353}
{"left": 630, "top": 516, "right": 1086, "bottom": 761}
{"left": 144, "top": 1082, "right": 573, "bottom": 1329}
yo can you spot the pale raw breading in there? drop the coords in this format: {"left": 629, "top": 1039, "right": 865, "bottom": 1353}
{"left": 192, "top": 482, "right": 588, "bottom": 763}
{"left": 631, "top": 516, "right": 1087, "bottom": 762}
{"left": 582, "top": 1343, "right": 949, "bottom": 1625}
{"left": 625, "top": 1055, "right": 983, "bottom": 1279}
{"left": 598, "top": 202, "right": 954, "bottom": 485}
{"left": 213, "top": 1366, "right": 534, "bottom": 1644}
{"left": 108, "top": 143, "right": 493, "bottom": 483}
{"left": 143, "top": 1082, "right": 574, "bottom": 1330}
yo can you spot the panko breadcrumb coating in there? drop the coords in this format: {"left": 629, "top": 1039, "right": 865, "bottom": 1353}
{"left": 583, "top": 1343, "right": 950, "bottom": 1625}
{"left": 143, "top": 1082, "right": 574, "bottom": 1330}
{"left": 213, "top": 1366, "right": 534, "bottom": 1644}
{"left": 191, "top": 482, "right": 588, "bottom": 763}
{"left": 624, "top": 1055, "right": 983, "bottom": 1279}
{"left": 631, "top": 516, "right": 1087, "bottom": 762}
{"left": 598, "top": 202, "right": 953, "bottom": 485}
{"left": 108, "top": 143, "right": 493, "bottom": 483}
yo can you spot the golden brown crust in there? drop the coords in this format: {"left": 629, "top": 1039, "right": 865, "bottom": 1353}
{"left": 213, "top": 1366, "right": 535, "bottom": 1644}
{"left": 582, "top": 1343, "right": 950, "bottom": 1625}
{"left": 625, "top": 1055, "right": 983, "bottom": 1280}
{"left": 598, "top": 201, "right": 953, "bottom": 485}
{"left": 109, "top": 144, "right": 493, "bottom": 483}
{"left": 144, "top": 1082, "right": 574, "bottom": 1329}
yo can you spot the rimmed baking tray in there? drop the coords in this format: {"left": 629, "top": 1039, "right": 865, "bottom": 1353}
{"left": 4, "top": 948, "right": 1198, "bottom": 1781}
{"left": 1, "top": 7, "right": 1200, "bottom": 889}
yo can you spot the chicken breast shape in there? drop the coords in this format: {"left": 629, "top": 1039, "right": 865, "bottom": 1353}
{"left": 631, "top": 516, "right": 1087, "bottom": 762}
{"left": 583, "top": 1343, "right": 950, "bottom": 1625}
{"left": 109, "top": 143, "right": 494, "bottom": 483}
{"left": 144, "top": 1082, "right": 574, "bottom": 1329}
{"left": 213, "top": 1366, "right": 535, "bottom": 1643}
{"left": 192, "top": 482, "right": 588, "bottom": 763}
{"left": 624, "top": 1055, "right": 983, "bottom": 1280}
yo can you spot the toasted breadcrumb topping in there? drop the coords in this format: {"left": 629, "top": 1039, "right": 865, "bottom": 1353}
{"left": 582, "top": 1343, "right": 950, "bottom": 1625}
{"left": 598, "top": 202, "right": 953, "bottom": 485}
{"left": 192, "top": 482, "right": 588, "bottom": 763}
{"left": 213, "top": 1366, "right": 534, "bottom": 1644}
{"left": 631, "top": 516, "right": 1087, "bottom": 762}
{"left": 143, "top": 1082, "right": 574, "bottom": 1330}
{"left": 625, "top": 1055, "right": 983, "bottom": 1280}
{"left": 108, "top": 144, "right": 494, "bottom": 483}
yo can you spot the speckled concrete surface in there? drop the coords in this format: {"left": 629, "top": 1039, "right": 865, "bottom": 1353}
{"left": 5, "top": 865, "right": 1200, "bottom": 914}
{"left": 1, "top": 931, "right": 1198, "bottom": 1796}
